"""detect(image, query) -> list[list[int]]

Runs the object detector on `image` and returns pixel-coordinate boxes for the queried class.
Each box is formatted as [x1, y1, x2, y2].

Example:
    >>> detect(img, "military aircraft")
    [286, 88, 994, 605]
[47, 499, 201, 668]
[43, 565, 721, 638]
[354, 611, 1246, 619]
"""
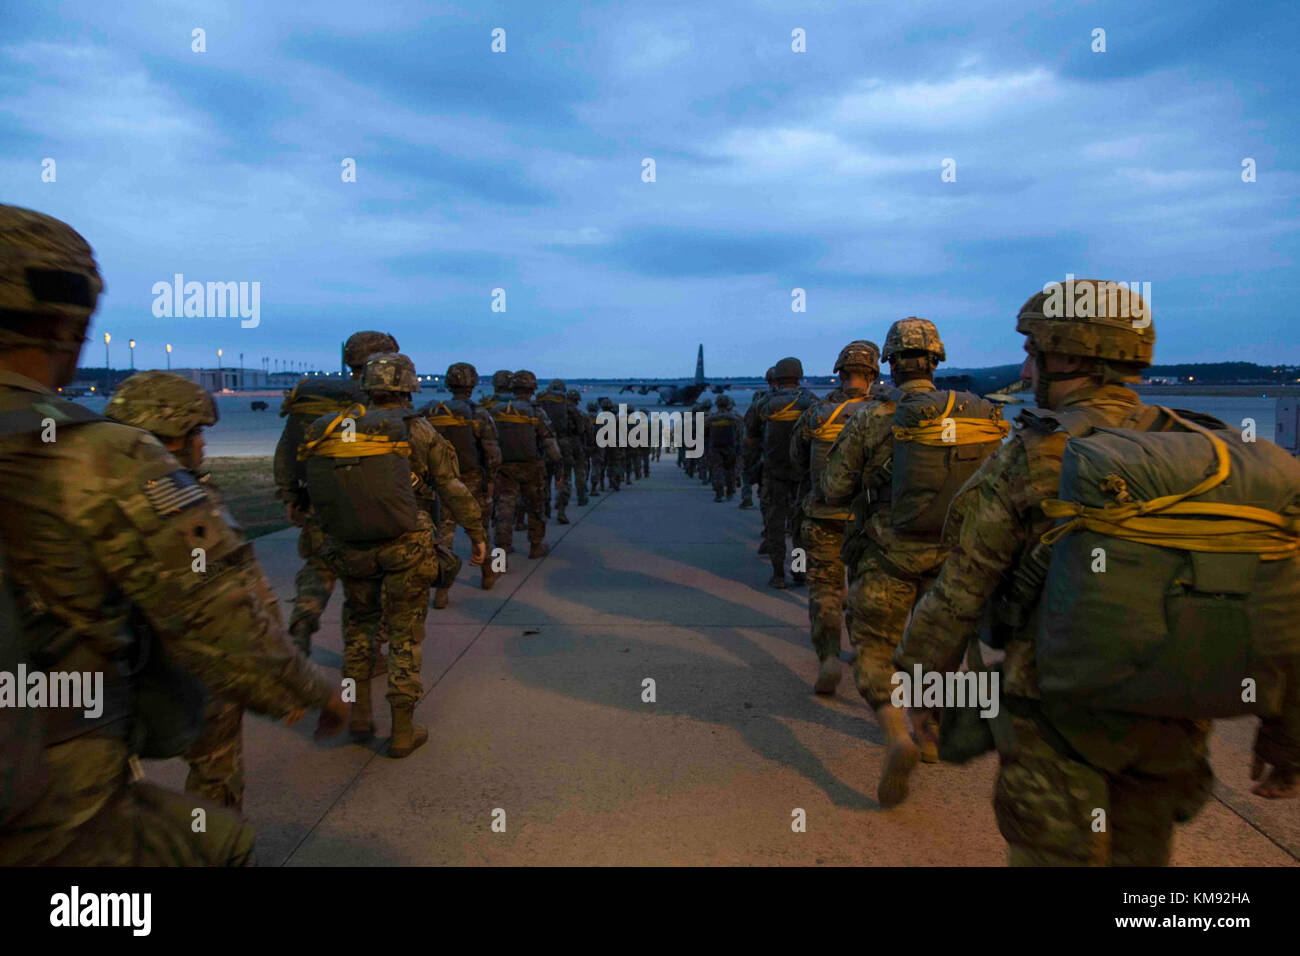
[618, 344, 730, 405]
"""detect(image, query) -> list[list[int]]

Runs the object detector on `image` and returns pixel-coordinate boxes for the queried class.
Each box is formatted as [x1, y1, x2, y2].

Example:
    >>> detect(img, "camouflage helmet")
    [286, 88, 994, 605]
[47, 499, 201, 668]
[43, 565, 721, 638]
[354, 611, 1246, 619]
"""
[361, 352, 419, 392]
[765, 367, 776, 386]
[773, 357, 803, 380]
[586, 400, 598, 413]
[567, 389, 581, 403]
[547, 378, 566, 393]
[834, 339, 880, 376]
[716, 393, 734, 410]
[699, 397, 713, 410]
[882, 318, 945, 364]
[343, 330, 400, 370]
[491, 369, 513, 392]
[1016, 279, 1154, 367]
[106, 371, 218, 439]
[0, 204, 103, 353]
[598, 396, 615, 411]
[445, 362, 478, 389]
[511, 369, 538, 392]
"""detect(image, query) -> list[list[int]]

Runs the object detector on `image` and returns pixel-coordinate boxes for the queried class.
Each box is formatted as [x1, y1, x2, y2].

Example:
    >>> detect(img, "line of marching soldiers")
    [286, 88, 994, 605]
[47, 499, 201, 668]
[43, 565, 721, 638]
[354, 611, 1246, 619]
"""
[733, 302, 1300, 866]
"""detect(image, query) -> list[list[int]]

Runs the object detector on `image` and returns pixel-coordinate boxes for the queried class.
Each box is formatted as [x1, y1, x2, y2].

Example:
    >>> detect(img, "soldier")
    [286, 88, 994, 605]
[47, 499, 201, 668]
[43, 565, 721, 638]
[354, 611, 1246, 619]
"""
[598, 396, 624, 491]
[894, 284, 1298, 863]
[822, 318, 1006, 806]
[741, 367, 776, 516]
[586, 400, 604, 494]
[636, 408, 653, 479]
[275, 329, 396, 668]
[567, 389, 592, 505]
[480, 369, 513, 410]
[489, 370, 563, 557]
[788, 341, 880, 695]
[703, 394, 744, 502]
[421, 362, 502, 599]
[747, 358, 817, 588]
[695, 399, 712, 485]
[0, 204, 345, 864]
[105, 372, 251, 809]
[535, 377, 582, 522]
[301, 353, 486, 757]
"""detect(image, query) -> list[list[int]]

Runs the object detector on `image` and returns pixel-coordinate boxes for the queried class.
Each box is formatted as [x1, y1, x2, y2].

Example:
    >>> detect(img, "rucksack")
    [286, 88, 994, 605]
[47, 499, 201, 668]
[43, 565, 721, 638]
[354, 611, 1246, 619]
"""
[300, 404, 420, 544]
[279, 378, 365, 488]
[890, 389, 1008, 534]
[1036, 408, 1300, 718]
[423, 399, 482, 473]
[762, 388, 815, 479]
[707, 412, 739, 450]
[492, 401, 543, 462]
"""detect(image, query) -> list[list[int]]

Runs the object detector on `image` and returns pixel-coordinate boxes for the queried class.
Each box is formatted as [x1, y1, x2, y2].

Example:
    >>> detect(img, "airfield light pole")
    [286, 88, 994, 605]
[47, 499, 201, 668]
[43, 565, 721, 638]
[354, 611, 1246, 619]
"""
[217, 348, 223, 390]
[129, 339, 135, 371]
[103, 332, 110, 381]
[166, 343, 171, 370]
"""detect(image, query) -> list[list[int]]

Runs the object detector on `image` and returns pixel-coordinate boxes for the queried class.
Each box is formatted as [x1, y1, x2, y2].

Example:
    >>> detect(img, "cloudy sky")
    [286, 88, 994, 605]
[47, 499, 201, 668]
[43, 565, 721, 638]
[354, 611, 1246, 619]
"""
[3, 0, 1297, 378]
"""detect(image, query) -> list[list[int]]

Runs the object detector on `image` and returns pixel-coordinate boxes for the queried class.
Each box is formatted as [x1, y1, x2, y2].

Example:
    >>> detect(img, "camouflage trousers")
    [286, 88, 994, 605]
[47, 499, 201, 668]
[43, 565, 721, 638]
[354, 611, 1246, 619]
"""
[637, 448, 650, 478]
[763, 476, 802, 572]
[589, 450, 605, 489]
[604, 450, 624, 490]
[330, 526, 438, 706]
[436, 469, 493, 552]
[800, 517, 847, 662]
[288, 515, 337, 650]
[995, 710, 1212, 866]
[0, 736, 254, 866]
[546, 440, 577, 512]
[573, 444, 589, 502]
[496, 460, 547, 545]
[185, 695, 244, 810]
[845, 550, 939, 709]
[709, 447, 739, 496]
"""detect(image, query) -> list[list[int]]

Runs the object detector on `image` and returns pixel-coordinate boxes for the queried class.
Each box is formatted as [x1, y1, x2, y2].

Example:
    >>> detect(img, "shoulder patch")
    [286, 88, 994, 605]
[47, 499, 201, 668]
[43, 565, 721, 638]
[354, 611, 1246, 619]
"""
[144, 469, 208, 517]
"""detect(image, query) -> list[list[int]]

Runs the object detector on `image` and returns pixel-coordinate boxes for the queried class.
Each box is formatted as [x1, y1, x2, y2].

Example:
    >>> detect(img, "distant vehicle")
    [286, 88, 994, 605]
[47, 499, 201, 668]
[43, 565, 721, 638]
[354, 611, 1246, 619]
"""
[250, 400, 269, 411]
[618, 344, 730, 406]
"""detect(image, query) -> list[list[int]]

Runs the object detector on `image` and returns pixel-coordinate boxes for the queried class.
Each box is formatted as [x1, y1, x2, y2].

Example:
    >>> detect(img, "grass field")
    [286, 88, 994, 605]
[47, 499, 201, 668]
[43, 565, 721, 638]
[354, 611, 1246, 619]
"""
[206, 456, 289, 539]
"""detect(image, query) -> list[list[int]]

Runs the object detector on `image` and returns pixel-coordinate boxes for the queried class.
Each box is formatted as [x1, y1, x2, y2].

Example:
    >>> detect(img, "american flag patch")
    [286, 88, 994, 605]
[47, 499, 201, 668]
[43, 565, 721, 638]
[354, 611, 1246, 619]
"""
[143, 470, 208, 517]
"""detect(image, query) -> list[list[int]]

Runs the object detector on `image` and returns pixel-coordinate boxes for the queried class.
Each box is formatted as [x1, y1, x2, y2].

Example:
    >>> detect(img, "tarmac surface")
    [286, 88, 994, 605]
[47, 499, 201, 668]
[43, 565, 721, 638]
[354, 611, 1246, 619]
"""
[147, 459, 1298, 866]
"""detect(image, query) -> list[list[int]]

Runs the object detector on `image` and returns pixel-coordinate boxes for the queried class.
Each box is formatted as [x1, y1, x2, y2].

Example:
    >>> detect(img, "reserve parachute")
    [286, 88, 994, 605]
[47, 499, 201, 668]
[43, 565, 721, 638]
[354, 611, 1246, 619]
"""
[890, 389, 1008, 534]
[279, 378, 365, 489]
[1036, 408, 1300, 718]
[299, 404, 420, 543]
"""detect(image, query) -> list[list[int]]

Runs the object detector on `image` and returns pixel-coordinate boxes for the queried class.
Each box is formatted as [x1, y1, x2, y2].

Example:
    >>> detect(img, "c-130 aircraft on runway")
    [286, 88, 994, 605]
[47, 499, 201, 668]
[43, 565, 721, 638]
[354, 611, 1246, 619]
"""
[618, 345, 731, 406]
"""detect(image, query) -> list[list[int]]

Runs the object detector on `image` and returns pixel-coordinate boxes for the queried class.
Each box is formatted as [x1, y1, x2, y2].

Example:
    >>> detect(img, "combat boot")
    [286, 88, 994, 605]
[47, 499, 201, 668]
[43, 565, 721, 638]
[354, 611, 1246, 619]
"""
[557, 508, 570, 524]
[713, 491, 724, 502]
[758, 539, 770, 556]
[876, 705, 920, 808]
[590, 488, 600, 497]
[813, 656, 842, 695]
[577, 495, 589, 506]
[768, 562, 786, 589]
[528, 542, 549, 559]
[480, 565, 498, 590]
[791, 571, 807, 587]
[388, 703, 428, 758]
[432, 587, 450, 609]
[349, 677, 374, 741]
[739, 496, 753, 509]
[914, 710, 940, 764]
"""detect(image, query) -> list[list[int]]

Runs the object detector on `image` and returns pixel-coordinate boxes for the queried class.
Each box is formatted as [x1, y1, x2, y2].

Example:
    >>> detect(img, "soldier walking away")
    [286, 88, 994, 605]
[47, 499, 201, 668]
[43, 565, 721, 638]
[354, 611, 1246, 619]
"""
[421, 362, 502, 601]
[536, 379, 580, 523]
[789, 340, 879, 696]
[0, 204, 346, 864]
[489, 370, 563, 558]
[598, 396, 624, 490]
[301, 353, 487, 757]
[567, 389, 592, 505]
[896, 282, 1298, 863]
[704, 394, 744, 501]
[747, 357, 817, 588]
[586, 399, 604, 494]
[822, 318, 1007, 807]
[275, 329, 397, 674]
[741, 367, 776, 522]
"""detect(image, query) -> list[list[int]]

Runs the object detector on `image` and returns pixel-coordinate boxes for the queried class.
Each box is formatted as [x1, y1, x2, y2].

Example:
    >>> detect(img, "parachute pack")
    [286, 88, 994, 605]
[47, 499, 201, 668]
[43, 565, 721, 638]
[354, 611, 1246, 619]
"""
[890, 389, 1009, 534]
[280, 378, 365, 487]
[762, 388, 814, 479]
[300, 405, 420, 544]
[1036, 408, 1300, 719]
[492, 401, 543, 462]
[423, 400, 482, 473]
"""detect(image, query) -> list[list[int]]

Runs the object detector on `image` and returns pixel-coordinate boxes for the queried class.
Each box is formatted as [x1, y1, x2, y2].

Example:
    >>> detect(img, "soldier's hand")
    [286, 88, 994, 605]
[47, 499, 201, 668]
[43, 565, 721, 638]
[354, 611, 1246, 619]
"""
[469, 540, 488, 566]
[314, 691, 348, 740]
[1250, 754, 1299, 799]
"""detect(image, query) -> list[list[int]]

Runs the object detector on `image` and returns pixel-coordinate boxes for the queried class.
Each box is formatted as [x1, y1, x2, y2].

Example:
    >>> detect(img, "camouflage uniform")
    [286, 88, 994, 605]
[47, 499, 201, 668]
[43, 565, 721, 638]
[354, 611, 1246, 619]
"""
[703, 396, 744, 500]
[0, 205, 335, 865]
[567, 391, 591, 504]
[790, 340, 880, 678]
[746, 359, 817, 584]
[598, 398, 624, 490]
[536, 380, 579, 520]
[895, 285, 1226, 864]
[585, 400, 603, 494]
[490, 372, 562, 552]
[273, 330, 397, 654]
[420, 367, 501, 553]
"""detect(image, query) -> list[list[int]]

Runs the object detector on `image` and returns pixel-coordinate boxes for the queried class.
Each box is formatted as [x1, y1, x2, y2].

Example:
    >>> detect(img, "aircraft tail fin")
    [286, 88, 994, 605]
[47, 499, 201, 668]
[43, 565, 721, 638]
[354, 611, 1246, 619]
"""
[694, 344, 704, 383]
